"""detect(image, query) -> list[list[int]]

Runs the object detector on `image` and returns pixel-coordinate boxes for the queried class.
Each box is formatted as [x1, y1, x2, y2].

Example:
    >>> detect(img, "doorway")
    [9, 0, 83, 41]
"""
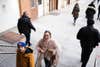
[49, 0, 58, 11]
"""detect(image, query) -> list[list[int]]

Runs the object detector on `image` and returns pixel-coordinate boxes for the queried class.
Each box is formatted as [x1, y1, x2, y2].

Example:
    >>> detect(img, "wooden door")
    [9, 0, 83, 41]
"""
[54, 0, 58, 10]
[49, 0, 58, 11]
[18, 0, 31, 15]
[18, 0, 38, 20]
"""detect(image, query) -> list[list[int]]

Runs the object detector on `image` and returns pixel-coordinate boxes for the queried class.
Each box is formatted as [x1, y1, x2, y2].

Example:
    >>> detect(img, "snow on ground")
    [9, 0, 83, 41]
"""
[1, 0, 100, 67]
[29, 0, 100, 67]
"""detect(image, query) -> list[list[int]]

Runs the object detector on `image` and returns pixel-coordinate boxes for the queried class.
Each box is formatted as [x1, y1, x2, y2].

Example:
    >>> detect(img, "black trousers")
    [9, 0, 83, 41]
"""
[97, 12, 100, 20]
[74, 17, 78, 23]
[97, 0, 100, 3]
[44, 58, 51, 67]
[81, 47, 93, 67]
[24, 33, 31, 46]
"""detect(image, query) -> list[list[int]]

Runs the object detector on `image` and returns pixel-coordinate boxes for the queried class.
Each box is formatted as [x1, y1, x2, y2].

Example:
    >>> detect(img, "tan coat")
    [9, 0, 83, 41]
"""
[36, 39, 59, 66]
[16, 48, 35, 67]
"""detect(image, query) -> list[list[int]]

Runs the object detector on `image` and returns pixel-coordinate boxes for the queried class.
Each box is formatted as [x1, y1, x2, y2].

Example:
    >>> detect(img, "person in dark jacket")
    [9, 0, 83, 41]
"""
[77, 19, 100, 67]
[17, 12, 36, 46]
[85, 2, 96, 20]
[72, 3, 80, 25]
[97, 5, 100, 20]
[97, 0, 100, 3]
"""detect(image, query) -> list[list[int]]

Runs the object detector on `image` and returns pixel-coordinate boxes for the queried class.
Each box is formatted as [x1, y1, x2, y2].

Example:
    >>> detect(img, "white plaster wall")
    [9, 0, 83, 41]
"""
[58, 0, 77, 10]
[58, 0, 67, 11]
[0, 0, 20, 33]
[63, 0, 67, 8]
[38, 0, 44, 17]
[58, 0, 62, 10]
[43, 0, 49, 15]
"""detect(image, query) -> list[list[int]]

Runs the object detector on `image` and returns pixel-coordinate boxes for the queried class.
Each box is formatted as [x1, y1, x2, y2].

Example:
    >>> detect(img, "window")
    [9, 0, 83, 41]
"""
[38, 0, 42, 5]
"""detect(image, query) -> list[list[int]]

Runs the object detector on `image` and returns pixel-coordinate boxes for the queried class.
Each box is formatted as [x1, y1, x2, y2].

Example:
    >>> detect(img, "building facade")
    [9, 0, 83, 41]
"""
[0, 0, 77, 33]
[0, 0, 19, 32]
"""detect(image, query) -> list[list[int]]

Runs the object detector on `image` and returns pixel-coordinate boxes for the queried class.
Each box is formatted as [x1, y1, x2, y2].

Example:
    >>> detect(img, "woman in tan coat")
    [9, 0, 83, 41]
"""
[16, 42, 35, 67]
[36, 30, 59, 67]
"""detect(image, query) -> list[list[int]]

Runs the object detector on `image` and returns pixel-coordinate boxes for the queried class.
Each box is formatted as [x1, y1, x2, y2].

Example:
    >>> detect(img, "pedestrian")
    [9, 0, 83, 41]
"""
[16, 42, 35, 67]
[36, 30, 59, 67]
[97, 5, 100, 20]
[77, 19, 100, 67]
[17, 11, 36, 46]
[97, 0, 100, 3]
[85, 2, 96, 20]
[72, 3, 80, 25]
[93, 0, 100, 4]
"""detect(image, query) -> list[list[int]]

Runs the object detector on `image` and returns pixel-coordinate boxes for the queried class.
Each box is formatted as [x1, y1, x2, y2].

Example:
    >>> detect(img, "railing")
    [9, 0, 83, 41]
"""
[0, 44, 16, 54]
[0, 53, 16, 54]
[0, 45, 16, 47]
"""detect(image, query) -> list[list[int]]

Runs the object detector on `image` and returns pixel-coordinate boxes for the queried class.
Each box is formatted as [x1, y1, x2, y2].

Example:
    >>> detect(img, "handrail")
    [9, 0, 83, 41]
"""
[0, 45, 16, 47]
[0, 45, 17, 54]
[0, 53, 16, 54]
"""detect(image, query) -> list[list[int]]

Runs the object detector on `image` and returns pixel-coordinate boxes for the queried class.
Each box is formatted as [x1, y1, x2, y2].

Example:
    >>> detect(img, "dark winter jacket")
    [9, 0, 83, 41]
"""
[17, 15, 36, 34]
[85, 6, 96, 20]
[77, 26, 100, 48]
[72, 3, 80, 18]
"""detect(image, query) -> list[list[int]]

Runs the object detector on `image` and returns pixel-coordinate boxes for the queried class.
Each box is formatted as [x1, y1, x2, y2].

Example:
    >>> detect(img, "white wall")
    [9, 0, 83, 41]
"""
[38, 0, 44, 17]
[43, 0, 49, 15]
[0, 0, 20, 33]
[58, 0, 62, 10]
